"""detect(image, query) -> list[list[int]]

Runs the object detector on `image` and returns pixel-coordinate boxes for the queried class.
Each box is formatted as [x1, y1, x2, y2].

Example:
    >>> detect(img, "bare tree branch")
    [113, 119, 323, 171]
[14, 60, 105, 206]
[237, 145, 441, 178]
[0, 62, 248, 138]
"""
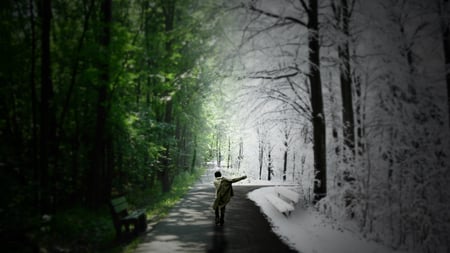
[247, 2, 308, 27]
[245, 71, 299, 80]
[298, 0, 310, 14]
[287, 77, 312, 113]
[239, 19, 298, 49]
[264, 86, 312, 119]
[240, 65, 302, 80]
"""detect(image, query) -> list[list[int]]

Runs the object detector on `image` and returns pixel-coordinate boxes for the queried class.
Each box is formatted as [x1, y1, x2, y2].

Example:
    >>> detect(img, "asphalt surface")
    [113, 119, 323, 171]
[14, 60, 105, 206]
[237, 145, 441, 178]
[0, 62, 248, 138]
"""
[134, 170, 298, 253]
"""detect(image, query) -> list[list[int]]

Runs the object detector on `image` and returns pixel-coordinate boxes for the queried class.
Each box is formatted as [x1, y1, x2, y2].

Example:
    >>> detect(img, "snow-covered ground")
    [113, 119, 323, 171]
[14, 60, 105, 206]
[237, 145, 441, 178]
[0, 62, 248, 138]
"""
[208, 165, 410, 253]
[247, 186, 408, 253]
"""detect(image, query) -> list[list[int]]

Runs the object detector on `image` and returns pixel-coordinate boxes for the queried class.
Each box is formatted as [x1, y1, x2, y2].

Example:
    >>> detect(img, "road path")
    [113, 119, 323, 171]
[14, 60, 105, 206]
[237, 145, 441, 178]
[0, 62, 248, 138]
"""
[134, 169, 297, 253]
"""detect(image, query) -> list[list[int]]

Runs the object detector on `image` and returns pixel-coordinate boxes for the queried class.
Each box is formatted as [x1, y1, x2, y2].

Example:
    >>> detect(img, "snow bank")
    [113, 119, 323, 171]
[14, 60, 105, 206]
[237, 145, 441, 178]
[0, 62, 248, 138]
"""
[248, 187, 408, 253]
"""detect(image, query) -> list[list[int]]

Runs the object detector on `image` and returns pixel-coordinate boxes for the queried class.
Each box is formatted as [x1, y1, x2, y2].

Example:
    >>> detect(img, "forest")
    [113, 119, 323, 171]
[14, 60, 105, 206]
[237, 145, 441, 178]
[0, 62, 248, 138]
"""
[1, 0, 449, 252]
[217, 0, 450, 252]
[1, 0, 221, 251]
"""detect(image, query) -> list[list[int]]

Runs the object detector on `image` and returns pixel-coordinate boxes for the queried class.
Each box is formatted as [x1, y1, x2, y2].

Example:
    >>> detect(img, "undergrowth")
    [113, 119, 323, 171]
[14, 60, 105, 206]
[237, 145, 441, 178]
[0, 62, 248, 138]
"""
[36, 167, 205, 253]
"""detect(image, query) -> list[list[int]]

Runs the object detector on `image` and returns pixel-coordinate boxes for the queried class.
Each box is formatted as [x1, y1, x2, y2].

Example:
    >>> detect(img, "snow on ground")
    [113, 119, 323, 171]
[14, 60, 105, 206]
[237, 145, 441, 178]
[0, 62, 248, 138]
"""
[208, 165, 407, 253]
[247, 186, 408, 253]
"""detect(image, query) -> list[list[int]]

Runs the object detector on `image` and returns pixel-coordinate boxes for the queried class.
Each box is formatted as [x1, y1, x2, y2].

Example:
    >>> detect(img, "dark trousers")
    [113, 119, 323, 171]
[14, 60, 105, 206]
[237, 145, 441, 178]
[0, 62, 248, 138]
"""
[215, 206, 226, 224]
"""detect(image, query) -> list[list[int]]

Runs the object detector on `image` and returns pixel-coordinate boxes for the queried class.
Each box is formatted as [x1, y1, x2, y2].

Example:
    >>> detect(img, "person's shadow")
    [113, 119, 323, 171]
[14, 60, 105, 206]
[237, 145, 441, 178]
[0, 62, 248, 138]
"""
[207, 225, 228, 253]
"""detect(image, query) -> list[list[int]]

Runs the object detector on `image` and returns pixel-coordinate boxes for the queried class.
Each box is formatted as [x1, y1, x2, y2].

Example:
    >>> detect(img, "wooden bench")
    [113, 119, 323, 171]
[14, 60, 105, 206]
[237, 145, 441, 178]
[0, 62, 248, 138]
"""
[110, 196, 147, 239]
[276, 187, 300, 206]
[265, 194, 294, 217]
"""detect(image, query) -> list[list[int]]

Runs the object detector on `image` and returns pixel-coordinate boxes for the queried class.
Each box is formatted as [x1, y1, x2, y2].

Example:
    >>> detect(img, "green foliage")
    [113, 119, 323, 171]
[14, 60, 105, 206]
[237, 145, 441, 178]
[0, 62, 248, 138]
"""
[0, 0, 223, 251]
[43, 207, 116, 252]
[2, 166, 205, 253]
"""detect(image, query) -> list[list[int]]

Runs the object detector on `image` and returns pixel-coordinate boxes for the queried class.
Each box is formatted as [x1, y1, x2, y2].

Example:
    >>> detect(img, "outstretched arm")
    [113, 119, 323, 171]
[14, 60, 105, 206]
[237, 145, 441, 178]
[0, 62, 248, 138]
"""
[230, 175, 247, 183]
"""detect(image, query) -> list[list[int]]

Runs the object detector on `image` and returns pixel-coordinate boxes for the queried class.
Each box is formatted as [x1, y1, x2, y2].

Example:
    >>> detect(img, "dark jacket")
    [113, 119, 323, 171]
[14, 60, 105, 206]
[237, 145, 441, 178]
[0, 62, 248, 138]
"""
[212, 175, 246, 209]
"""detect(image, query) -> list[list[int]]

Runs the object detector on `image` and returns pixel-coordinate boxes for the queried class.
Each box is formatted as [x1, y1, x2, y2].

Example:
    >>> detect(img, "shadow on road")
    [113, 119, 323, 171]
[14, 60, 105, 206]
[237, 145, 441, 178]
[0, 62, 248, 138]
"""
[135, 187, 215, 252]
[134, 170, 297, 253]
[208, 226, 228, 253]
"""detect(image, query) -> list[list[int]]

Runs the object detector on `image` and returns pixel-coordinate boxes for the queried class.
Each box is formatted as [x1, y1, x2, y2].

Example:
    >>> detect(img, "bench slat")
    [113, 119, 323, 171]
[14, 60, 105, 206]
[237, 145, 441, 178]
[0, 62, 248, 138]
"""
[110, 197, 147, 238]
[113, 201, 128, 213]
[111, 196, 129, 213]
[276, 188, 300, 205]
[111, 196, 127, 206]
[266, 195, 294, 216]
[126, 210, 145, 219]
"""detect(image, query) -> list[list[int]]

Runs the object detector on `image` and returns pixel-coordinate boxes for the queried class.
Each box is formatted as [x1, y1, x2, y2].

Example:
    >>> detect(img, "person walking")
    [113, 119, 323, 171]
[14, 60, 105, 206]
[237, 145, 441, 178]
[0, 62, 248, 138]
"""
[212, 171, 247, 226]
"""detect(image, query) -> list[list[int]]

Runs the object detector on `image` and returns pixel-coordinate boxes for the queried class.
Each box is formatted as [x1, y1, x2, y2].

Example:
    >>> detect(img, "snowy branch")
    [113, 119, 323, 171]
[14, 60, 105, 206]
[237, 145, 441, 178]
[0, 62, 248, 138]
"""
[247, 3, 308, 27]
[241, 66, 302, 80]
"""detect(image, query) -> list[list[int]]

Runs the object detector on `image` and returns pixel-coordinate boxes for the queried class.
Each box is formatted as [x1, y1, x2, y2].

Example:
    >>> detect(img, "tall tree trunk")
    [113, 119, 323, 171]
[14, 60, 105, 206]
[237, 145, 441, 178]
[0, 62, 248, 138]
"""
[308, 0, 327, 203]
[160, 99, 173, 193]
[267, 147, 273, 181]
[227, 137, 231, 168]
[355, 76, 365, 157]
[282, 130, 288, 182]
[88, 0, 112, 207]
[191, 135, 197, 172]
[40, 0, 56, 213]
[292, 153, 296, 181]
[158, 0, 176, 193]
[180, 125, 187, 168]
[174, 118, 181, 167]
[216, 132, 222, 167]
[29, 0, 39, 209]
[136, 81, 141, 105]
[335, 0, 355, 160]
[237, 138, 243, 170]
[329, 84, 341, 158]
[59, 0, 94, 132]
[282, 121, 289, 182]
[440, 0, 450, 129]
[283, 148, 288, 181]
[258, 136, 263, 180]
[71, 108, 81, 200]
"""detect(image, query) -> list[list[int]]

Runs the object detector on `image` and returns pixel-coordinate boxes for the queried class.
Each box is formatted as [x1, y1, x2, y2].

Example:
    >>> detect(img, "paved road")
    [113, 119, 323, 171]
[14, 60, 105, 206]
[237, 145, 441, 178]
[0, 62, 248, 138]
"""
[134, 170, 297, 253]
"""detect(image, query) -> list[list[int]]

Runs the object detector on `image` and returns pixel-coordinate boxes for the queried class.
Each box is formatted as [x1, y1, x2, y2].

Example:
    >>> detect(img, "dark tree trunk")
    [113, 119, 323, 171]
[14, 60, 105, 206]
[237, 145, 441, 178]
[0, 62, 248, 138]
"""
[354, 76, 365, 157]
[59, 0, 94, 132]
[336, 0, 355, 159]
[158, 0, 175, 193]
[87, 0, 112, 208]
[441, 0, 450, 129]
[40, 0, 56, 213]
[227, 137, 231, 169]
[29, 0, 39, 208]
[71, 110, 81, 200]
[292, 153, 296, 181]
[329, 85, 341, 157]
[216, 133, 222, 167]
[237, 138, 243, 170]
[175, 118, 181, 167]
[267, 151, 273, 181]
[308, 0, 327, 203]
[283, 131, 288, 182]
[283, 148, 288, 181]
[159, 99, 173, 193]
[258, 139, 263, 180]
[180, 125, 187, 168]
[191, 135, 197, 172]
[136, 81, 141, 105]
